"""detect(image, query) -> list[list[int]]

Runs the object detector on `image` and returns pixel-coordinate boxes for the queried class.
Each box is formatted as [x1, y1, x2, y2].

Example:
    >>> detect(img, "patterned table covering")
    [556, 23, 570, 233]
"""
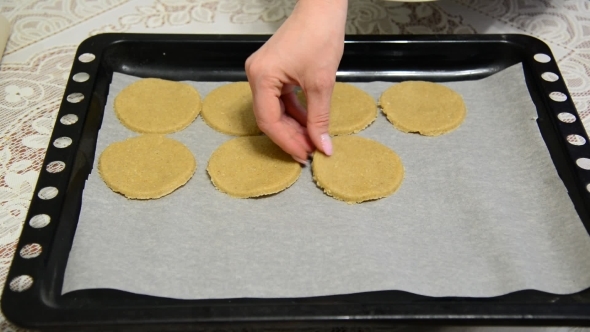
[0, 1, 589, 331]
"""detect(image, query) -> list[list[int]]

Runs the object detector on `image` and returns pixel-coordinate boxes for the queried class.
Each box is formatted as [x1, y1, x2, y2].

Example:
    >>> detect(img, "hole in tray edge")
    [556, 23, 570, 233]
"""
[72, 72, 90, 82]
[558, 112, 576, 123]
[53, 137, 72, 148]
[542, 72, 559, 82]
[534, 53, 551, 63]
[78, 53, 95, 63]
[38, 187, 58, 200]
[60, 114, 78, 125]
[20, 243, 42, 259]
[29, 214, 51, 228]
[67, 93, 84, 103]
[550, 92, 567, 102]
[576, 158, 590, 170]
[567, 134, 586, 146]
[46, 161, 66, 173]
[9, 275, 33, 292]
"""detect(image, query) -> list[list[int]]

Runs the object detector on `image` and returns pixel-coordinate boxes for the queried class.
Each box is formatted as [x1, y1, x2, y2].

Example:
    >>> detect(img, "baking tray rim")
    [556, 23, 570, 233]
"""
[4, 33, 590, 329]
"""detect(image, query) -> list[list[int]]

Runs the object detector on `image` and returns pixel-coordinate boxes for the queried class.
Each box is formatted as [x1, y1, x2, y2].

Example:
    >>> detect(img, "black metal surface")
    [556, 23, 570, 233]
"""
[4, 33, 590, 331]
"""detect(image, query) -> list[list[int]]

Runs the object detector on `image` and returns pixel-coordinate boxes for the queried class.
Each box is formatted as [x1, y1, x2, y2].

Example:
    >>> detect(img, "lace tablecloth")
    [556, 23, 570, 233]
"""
[0, 1, 589, 331]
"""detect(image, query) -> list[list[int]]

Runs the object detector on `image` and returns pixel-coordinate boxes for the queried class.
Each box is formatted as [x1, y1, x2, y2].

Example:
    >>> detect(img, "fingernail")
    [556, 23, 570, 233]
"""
[320, 133, 333, 156]
[292, 155, 307, 164]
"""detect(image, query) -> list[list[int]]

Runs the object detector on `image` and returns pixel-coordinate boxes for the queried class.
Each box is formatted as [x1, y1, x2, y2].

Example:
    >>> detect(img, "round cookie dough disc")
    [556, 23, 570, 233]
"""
[312, 136, 404, 204]
[114, 78, 201, 134]
[202, 82, 262, 136]
[297, 82, 378, 135]
[380, 81, 466, 136]
[99, 135, 196, 199]
[207, 136, 301, 198]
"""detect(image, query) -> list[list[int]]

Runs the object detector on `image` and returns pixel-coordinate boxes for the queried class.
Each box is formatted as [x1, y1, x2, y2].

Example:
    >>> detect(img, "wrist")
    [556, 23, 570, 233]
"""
[296, 0, 348, 14]
[294, 0, 348, 28]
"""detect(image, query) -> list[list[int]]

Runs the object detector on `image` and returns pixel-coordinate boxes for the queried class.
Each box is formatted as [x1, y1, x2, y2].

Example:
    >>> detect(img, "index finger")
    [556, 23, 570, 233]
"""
[250, 80, 313, 163]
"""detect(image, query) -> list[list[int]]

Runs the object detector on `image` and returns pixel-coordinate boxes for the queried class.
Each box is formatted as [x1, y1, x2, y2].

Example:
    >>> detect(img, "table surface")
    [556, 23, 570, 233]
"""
[1, 0, 589, 331]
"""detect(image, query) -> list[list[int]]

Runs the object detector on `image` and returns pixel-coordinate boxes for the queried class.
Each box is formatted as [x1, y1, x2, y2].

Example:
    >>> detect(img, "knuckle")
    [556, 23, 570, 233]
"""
[245, 56, 257, 78]
[308, 111, 330, 127]
[245, 62, 276, 89]
[255, 118, 272, 134]
[307, 72, 335, 92]
[245, 56, 253, 72]
[245, 53, 264, 78]
[254, 75, 279, 92]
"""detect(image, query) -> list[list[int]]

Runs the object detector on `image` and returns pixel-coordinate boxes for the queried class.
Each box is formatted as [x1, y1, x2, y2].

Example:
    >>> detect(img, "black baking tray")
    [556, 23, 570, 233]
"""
[4, 33, 590, 331]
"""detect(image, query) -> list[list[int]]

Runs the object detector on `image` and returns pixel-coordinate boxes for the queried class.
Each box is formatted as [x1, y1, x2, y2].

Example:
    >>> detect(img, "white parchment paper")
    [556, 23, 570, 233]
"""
[62, 64, 590, 299]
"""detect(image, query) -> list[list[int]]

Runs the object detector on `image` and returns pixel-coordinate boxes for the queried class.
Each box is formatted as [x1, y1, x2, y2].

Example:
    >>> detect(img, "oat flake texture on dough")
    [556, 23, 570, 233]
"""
[114, 78, 201, 134]
[312, 135, 405, 204]
[98, 135, 197, 199]
[207, 136, 302, 198]
[380, 81, 466, 136]
[201, 82, 262, 136]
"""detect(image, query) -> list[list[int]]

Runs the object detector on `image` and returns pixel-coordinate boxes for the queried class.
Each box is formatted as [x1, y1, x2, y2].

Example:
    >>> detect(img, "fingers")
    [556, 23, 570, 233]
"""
[277, 112, 314, 162]
[303, 76, 334, 156]
[248, 77, 313, 163]
[281, 88, 307, 127]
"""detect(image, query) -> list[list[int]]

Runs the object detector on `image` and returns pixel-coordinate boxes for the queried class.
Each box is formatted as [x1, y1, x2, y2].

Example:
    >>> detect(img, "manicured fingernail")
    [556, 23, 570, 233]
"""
[292, 155, 307, 164]
[320, 133, 332, 156]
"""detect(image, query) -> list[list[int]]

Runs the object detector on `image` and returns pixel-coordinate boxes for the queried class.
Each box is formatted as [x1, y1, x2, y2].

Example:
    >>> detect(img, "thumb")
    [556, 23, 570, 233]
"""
[304, 81, 334, 156]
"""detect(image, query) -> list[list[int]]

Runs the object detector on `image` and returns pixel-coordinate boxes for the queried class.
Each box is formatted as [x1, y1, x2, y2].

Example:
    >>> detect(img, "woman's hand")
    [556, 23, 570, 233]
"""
[245, 0, 348, 163]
